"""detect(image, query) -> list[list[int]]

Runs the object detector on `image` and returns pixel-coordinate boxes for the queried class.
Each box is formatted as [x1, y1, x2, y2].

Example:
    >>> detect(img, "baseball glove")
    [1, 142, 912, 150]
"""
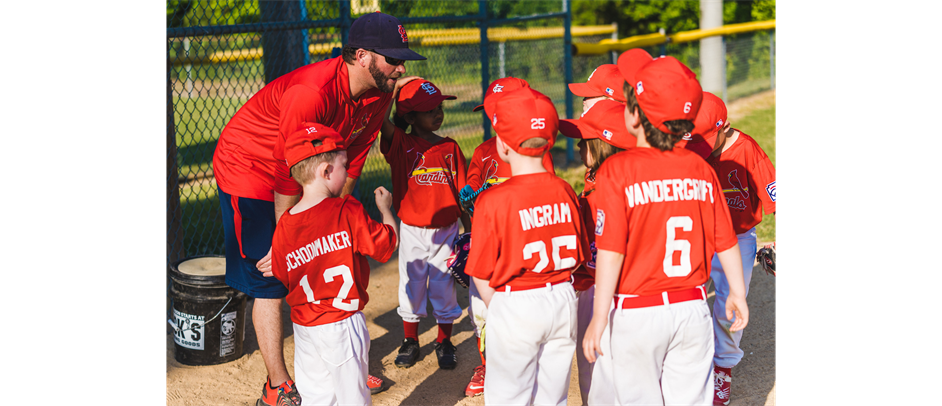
[459, 183, 491, 215]
[756, 245, 775, 276]
[446, 232, 472, 288]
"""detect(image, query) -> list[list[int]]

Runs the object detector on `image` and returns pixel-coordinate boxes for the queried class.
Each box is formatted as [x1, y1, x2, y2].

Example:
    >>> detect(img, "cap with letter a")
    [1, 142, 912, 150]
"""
[285, 123, 345, 171]
[483, 87, 558, 157]
[472, 77, 530, 112]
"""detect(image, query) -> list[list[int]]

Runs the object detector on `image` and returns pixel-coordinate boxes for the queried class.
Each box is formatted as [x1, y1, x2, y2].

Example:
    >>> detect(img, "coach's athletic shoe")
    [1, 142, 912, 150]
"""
[435, 338, 458, 370]
[713, 366, 732, 406]
[256, 377, 301, 406]
[464, 365, 485, 397]
[368, 374, 386, 395]
[395, 338, 421, 368]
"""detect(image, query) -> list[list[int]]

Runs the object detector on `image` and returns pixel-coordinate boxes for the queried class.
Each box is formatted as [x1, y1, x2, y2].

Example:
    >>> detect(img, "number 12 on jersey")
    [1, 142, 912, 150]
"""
[298, 265, 359, 311]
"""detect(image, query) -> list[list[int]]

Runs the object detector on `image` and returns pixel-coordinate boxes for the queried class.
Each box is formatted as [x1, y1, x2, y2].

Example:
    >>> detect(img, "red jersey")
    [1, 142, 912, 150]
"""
[381, 127, 466, 228]
[465, 137, 555, 192]
[465, 172, 589, 289]
[594, 148, 737, 297]
[213, 57, 393, 201]
[571, 170, 599, 290]
[706, 131, 776, 234]
[271, 196, 397, 326]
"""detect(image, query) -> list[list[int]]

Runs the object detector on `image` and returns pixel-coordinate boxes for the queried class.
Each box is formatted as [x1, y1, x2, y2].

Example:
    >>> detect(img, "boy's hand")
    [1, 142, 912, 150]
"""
[726, 293, 749, 332]
[582, 316, 607, 363]
[256, 248, 273, 277]
[375, 186, 393, 212]
[394, 76, 422, 96]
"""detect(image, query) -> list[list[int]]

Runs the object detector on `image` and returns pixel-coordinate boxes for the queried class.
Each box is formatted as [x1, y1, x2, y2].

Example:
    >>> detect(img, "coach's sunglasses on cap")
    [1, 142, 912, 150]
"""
[368, 50, 405, 66]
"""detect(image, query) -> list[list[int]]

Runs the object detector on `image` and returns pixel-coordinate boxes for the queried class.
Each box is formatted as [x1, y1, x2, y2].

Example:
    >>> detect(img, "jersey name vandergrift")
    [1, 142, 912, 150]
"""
[465, 172, 589, 289]
[271, 196, 397, 327]
[381, 127, 467, 228]
[594, 148, 738, 297]
[465, 137, 555, 192]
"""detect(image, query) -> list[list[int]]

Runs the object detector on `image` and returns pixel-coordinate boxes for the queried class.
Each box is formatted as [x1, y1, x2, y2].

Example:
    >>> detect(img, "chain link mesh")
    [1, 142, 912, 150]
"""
[167, 2, 774, 262]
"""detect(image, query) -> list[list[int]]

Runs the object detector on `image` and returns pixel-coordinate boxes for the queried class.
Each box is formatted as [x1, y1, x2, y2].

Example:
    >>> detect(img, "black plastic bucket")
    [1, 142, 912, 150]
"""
[169, 255, 248, 366]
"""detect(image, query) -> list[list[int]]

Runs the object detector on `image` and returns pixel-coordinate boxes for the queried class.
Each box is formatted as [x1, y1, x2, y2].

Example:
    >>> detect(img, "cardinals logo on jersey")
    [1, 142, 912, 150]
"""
[722, 169, 749, 211]
[409, 152, 454, 186]
[483, 158, 509, 185]
[348, 114, 371, 143]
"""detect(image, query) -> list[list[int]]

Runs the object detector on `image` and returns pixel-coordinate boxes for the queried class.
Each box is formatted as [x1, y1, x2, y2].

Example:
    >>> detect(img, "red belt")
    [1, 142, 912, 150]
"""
[502, 279, 569, 293]
[614, 286, 706, 309]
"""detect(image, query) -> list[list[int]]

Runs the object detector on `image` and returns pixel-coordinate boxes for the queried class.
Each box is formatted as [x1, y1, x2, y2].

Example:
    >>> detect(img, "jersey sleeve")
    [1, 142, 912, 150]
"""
[466, 145, 485, 192]
[750, 143, 776, 215]
[381, 127, 405, 163]
[710, 169, 739, 252]
[464, 195, 498, 281]
[593, 161, 629, 254]
[273, 84, 330, 196]
[345, 197, 398, 263]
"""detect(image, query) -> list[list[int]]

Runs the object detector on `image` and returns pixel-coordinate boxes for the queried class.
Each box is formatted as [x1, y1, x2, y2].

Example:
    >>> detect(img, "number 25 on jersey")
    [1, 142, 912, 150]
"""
[523, 235, 577, 273]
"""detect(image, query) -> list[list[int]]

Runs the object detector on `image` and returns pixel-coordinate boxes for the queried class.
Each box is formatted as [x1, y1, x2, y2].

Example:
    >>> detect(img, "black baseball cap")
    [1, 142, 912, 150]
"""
[347, 12, 426, 61]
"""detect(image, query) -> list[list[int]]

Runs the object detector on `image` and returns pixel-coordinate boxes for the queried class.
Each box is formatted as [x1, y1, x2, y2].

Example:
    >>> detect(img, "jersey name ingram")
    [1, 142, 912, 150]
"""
[285, 231, 352, 271]
[518, 202, 573, 231]
[624, 178, 714, 208]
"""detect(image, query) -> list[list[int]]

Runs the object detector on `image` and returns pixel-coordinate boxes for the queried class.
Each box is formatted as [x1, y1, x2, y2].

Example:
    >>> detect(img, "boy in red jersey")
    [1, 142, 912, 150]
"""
[557, 98, 636, 404]
[466, 87, 588, 406]
[460, 77, 555, 398]
[379, 78, 470, 371]
[691, 92, 776, 405]
[583, 55, 749, 406]
[270, 123, 399, 406]
[213, 13, 422, 400]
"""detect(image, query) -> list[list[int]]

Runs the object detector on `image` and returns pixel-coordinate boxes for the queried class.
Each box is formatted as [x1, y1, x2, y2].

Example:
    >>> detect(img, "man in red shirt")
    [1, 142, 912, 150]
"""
[212, 12, 424, 406]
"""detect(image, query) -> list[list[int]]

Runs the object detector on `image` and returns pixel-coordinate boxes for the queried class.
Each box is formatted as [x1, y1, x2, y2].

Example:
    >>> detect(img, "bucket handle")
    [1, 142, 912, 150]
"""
[167, 296, 234, 334]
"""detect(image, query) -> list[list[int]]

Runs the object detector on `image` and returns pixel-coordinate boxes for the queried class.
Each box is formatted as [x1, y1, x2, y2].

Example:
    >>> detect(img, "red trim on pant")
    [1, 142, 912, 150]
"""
[231, 195, 246, 259]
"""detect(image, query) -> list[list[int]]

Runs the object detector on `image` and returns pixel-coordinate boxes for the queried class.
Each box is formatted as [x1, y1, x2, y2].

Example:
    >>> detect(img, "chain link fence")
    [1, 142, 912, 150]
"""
[167, 1, 775, 264]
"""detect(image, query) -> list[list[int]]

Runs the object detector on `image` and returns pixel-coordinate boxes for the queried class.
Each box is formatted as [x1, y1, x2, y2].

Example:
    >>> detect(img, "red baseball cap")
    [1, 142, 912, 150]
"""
[285, 123, 345, 171]
[396, 79, 456, 115]
[618, 55, 703, 135]
[568, 64, 626, 102]
[676, 133, 714, 159]
[616, 48, 654, 85]
[472, 77, 530, 112]
[690, 91, 728, 148]
[559, 100, 637, 150]
[484, 87, 558, 157]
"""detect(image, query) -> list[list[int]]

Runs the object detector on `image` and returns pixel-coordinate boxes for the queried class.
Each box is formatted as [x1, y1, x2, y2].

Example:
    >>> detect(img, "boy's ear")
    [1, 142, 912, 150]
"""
[318, 161, 332, 179]
[403, 112, 416, 125]
[623, 104, 641, 135]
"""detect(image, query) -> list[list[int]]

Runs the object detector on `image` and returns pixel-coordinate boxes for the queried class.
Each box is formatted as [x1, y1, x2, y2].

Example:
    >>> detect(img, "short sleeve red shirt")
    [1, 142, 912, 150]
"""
[212, 57, 393, 201]
[465, 172, 589, 289]
[594, 148, 738, 296]
[381, 127, 466, 228]
[271, 196, 397, 326]
[465, 137, 554, 192]
[706, 131, 776, 234]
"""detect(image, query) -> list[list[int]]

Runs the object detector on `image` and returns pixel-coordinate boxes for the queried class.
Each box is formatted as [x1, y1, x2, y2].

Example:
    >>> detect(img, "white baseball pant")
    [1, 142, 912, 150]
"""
[468, 276, 487, 337]
[397, 221, 462, 324]
[292, 312, 371, 406]
[484, 281, 577, 406]
[709, 227, 757, 368]
[607, 297, 715, 405]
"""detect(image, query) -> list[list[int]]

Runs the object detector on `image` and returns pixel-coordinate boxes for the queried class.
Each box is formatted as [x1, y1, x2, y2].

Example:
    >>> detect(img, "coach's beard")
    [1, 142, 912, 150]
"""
[369, 59, 399, 93]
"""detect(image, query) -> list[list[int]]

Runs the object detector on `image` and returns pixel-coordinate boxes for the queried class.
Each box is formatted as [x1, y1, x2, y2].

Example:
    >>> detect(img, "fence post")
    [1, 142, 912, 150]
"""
[770, 29, 775, 90]
[479, 0, 491, 141]
[167, 42, 185, 265]
[300, 0, 310, 65]
[610, 22, 618, 64]
[260, 0, 306, 84]
[340, 0, 351, 45]
[699, 0, 724, 99]
[563, 0, 574, 163]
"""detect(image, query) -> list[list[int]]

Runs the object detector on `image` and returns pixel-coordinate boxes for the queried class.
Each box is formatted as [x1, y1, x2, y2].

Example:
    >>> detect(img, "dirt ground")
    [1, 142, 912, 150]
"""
[167, 91, 776, 406]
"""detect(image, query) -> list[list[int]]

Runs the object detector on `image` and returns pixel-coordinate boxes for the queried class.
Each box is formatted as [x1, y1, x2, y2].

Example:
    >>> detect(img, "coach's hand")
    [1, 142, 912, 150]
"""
[256, 248, 273, 277]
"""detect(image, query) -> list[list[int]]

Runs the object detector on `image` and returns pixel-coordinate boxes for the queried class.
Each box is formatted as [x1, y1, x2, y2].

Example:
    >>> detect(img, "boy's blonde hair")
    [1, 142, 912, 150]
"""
[290, 140, 340, 185]
[519, 137, 549, 150]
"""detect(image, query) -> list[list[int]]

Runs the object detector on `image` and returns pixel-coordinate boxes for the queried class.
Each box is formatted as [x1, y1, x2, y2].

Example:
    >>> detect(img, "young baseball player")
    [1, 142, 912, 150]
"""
[460, 76, 555, 398]
[379, 78, 470, 371]
[269, 123, 399, 406]
[691, 91, 776, 405]
[557, 98, 636, 404]
[582, 55, 750, 406]
[466, 87, 589, 406]
[568, 63, 627, 112]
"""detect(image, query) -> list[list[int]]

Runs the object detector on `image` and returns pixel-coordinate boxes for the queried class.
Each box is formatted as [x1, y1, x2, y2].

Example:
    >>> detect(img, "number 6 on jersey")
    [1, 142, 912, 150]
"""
[663, 216, 692, 277]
